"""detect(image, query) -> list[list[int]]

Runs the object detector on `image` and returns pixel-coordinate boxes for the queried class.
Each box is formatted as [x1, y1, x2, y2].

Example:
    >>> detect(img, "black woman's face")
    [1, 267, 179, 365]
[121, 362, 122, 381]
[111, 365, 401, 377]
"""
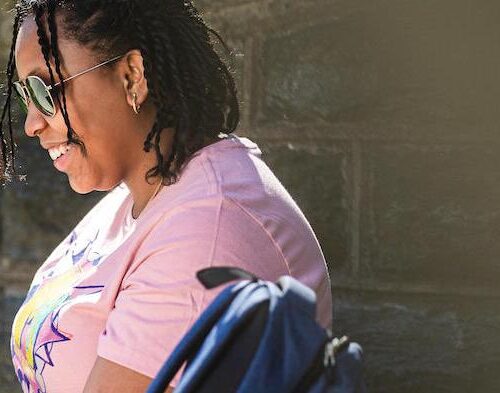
[14, 14, 149, 193]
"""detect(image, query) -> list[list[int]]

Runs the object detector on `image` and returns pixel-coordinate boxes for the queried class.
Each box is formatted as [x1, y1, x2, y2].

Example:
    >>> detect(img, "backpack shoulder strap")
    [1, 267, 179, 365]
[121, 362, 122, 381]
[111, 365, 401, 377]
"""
[277, 276, 317, 318]
[174, 281, 271, 392]
[146, 280, 250, 393]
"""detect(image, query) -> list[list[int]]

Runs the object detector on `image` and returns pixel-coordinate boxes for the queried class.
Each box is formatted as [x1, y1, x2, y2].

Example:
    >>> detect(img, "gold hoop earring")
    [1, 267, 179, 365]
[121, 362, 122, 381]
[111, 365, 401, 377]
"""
[132, 92, 141, 115]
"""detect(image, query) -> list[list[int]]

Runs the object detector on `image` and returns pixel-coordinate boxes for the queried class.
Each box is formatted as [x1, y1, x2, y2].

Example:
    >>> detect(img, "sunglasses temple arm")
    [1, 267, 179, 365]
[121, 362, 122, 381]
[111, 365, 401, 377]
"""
[50, 54, 125, 90]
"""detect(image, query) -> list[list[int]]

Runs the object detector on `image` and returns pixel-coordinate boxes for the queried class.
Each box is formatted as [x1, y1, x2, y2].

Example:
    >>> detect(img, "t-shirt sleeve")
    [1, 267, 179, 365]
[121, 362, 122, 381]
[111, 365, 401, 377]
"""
[96, 203, 223, 385]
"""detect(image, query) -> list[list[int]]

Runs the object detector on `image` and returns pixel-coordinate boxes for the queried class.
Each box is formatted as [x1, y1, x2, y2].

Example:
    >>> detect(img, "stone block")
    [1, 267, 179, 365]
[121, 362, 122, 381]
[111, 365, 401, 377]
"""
[261, 21, 367, 124]
[360, 142, 500, 292]
[334, 290, 500, 393]
[260, 140, 352, 274]
[260, 0, 500, 137]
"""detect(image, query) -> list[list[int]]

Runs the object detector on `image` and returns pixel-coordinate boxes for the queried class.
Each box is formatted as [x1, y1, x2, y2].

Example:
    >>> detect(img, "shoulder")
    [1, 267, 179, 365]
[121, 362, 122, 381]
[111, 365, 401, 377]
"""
[136, 133, 276, 241]
[123, 133, 317, 278]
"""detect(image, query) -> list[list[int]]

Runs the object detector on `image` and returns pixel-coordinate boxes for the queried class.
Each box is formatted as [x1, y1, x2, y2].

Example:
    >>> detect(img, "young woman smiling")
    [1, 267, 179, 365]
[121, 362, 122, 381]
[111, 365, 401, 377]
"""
[0, 1, 333, 392]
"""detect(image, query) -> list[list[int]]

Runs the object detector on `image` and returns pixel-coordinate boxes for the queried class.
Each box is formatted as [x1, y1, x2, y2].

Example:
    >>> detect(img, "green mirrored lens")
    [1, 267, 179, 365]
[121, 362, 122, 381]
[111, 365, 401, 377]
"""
[13, 82, 28, 114]
[26, 76, 56, 117]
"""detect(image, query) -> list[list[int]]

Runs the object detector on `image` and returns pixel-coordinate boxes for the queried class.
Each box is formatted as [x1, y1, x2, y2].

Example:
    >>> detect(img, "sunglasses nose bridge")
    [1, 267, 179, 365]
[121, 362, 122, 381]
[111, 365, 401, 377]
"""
[14, 81, 28, 102]
[21, 84, 31, 105]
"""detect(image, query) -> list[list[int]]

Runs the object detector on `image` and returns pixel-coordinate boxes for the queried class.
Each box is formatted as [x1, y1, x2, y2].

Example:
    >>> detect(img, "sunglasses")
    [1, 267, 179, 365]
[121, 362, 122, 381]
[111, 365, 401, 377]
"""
[13, 54, 124, 118]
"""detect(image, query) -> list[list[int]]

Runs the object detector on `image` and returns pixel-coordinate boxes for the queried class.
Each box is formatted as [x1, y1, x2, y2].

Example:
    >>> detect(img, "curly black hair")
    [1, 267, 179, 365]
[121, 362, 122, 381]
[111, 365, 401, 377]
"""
[0, 0, 240, 186]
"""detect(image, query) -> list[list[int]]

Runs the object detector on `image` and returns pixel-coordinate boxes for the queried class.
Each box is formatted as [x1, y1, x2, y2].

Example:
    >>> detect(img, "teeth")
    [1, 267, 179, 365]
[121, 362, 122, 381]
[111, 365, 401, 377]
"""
[48, 143, 70, 161]
[49, 149, 60, 160]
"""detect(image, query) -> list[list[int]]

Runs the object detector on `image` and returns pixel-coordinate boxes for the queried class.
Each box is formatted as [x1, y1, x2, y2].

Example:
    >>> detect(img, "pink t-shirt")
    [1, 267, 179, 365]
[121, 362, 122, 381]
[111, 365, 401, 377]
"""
[10, 134, 332, 393]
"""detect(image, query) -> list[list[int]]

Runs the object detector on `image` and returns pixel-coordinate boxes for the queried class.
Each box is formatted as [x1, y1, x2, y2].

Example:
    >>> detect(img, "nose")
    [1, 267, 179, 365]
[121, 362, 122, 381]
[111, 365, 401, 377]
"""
[24, 103, 48, 138]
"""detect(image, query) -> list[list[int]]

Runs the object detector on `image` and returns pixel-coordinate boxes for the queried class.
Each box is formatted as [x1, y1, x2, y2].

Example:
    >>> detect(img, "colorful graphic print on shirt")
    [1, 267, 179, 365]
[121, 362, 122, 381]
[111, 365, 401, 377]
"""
[11, 230, 106, 393]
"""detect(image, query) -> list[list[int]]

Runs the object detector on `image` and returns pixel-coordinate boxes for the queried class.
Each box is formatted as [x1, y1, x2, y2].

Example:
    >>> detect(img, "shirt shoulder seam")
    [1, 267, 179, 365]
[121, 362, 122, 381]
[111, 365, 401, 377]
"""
[223, 196, 291, 276]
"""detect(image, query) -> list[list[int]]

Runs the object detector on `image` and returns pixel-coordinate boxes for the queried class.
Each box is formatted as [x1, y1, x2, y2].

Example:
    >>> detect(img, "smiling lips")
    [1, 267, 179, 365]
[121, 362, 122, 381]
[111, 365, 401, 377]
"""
[48, 142, 71, 161]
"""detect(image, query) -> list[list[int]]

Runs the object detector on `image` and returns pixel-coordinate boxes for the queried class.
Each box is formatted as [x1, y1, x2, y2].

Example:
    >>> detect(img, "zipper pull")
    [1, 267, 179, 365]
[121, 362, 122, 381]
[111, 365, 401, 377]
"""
[333, 336, 350, 354]
[324, 336, 350, 383]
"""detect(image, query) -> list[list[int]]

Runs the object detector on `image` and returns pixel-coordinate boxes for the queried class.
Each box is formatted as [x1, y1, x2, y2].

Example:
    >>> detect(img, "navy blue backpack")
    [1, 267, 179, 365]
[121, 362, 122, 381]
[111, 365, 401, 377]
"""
[146, 267, 366, 393]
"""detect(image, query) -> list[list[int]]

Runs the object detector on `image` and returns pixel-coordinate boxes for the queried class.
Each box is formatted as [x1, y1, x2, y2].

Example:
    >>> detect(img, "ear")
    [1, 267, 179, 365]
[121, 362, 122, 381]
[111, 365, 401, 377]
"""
[120, 49, 149, 110]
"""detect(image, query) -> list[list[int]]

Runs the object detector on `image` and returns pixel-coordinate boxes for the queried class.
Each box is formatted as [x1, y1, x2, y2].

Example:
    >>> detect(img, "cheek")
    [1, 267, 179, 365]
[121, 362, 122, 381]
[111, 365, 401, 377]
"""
[66, 81, 130, 137]
[45, 109, 73, 139]
[55, 79, 138, 171]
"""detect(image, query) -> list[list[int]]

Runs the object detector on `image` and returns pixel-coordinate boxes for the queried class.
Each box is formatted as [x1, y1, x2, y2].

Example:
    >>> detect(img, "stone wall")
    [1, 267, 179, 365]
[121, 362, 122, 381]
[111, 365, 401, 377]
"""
[1, 1, 500, 392]
[200, 2, 500, 390]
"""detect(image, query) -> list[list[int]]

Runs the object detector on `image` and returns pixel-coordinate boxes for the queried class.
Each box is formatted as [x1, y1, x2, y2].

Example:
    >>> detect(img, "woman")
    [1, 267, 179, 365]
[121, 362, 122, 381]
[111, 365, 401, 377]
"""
[0, 1, 333, 392]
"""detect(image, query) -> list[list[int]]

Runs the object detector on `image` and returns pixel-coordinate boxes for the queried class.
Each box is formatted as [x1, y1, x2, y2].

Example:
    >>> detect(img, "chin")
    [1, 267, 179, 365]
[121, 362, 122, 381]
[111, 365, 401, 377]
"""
[68, 177, 122, 194]
[68, 180, 95, 195]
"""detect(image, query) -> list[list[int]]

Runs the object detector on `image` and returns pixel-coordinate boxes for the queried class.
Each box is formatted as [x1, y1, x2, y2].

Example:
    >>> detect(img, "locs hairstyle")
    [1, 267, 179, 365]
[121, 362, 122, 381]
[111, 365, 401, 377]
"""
[0, 0, 239, 185]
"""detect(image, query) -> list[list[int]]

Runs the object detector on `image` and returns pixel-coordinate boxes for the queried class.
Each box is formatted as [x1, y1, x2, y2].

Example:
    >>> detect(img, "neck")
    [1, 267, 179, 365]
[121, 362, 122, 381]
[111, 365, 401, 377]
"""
[130, 177, 163, 219]
[125, 126, 175, 220]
